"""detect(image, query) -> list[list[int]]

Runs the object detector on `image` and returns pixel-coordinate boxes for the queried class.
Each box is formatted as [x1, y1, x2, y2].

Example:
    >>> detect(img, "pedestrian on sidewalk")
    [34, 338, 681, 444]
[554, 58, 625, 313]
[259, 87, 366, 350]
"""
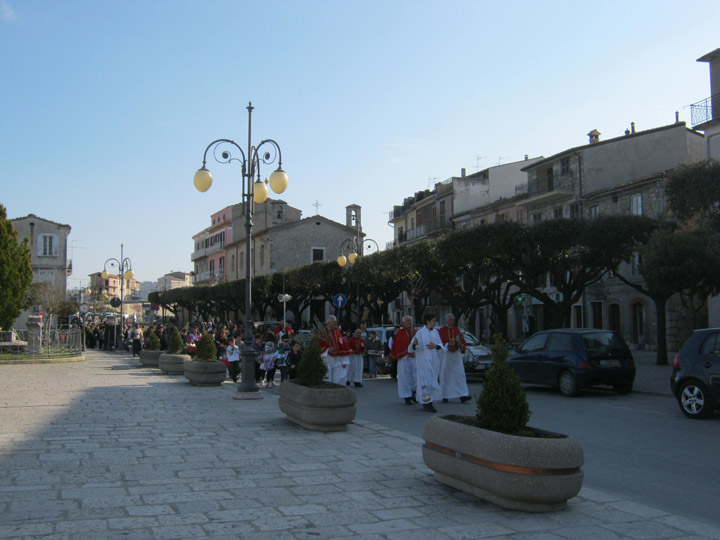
[438, 314, 472, 403]
[226, 337, 241, 383]
[262, 331, 277, 387]
[276, 335, 291, 382]
[410, 312, 444, 413]
[287, 340, 302, 380]
[131, 324, 143, 357]
[390, 315, 417, 405]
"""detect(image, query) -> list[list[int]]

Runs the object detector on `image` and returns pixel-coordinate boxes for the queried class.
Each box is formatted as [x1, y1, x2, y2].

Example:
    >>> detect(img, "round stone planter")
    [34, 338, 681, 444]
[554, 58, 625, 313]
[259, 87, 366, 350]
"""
[422, 415, 584, 512]
[184, 360, 227, 386]
[139, 350, 163, 367]
[278, 380, 356, 432]
[158, 353, 191, 375]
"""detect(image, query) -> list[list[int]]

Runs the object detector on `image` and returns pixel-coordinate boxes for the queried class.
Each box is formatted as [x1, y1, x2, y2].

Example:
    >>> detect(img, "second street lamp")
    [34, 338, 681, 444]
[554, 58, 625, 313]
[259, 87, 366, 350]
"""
[102, 243, 133, 351]
[193, 102, 288, 398]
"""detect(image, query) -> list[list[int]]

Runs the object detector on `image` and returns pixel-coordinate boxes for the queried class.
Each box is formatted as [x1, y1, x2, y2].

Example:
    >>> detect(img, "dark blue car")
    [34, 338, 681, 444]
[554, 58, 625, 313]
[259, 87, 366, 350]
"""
[508, 329, 635, 397]
[671, 328, 720, 419]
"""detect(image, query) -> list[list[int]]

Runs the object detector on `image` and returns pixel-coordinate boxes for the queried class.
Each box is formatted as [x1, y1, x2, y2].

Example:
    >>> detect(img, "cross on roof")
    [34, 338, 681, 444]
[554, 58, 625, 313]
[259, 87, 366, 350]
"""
[312, 200, 322, 214]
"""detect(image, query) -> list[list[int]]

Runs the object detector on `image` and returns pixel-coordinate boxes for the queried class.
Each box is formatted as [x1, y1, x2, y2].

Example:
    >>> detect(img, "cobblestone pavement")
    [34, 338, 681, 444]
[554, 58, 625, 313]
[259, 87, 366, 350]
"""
[1, 350, 718, 540]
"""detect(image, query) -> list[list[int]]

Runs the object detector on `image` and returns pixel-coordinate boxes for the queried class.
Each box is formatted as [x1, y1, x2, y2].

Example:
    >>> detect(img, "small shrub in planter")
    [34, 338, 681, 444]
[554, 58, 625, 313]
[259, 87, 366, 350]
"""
[476, 333, 531, 435]
[167, 326, 184, 354]
[145, 331, 161, 351]
[193, 332, 217, 361]
[296, 336, 328, 386]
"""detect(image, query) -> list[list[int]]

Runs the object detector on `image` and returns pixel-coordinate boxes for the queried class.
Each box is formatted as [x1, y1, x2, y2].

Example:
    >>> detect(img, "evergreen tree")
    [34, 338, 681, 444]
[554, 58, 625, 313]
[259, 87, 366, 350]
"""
[0, 205, 33, 329]
[194, 332, 217, 361]
[476, 334, 531, 434]
[296, 336, 328, 386]
[167, 326, 184, 354]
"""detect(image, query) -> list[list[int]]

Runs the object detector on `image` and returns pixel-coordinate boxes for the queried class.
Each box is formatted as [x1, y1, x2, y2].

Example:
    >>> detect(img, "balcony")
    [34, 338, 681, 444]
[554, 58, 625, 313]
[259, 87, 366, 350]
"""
[516, 173, 575, 208]
[192, 269, 225, 284]
[191, 241, 225, 261]
[690, 93, 720, 128]
[397, 216, 453, 244]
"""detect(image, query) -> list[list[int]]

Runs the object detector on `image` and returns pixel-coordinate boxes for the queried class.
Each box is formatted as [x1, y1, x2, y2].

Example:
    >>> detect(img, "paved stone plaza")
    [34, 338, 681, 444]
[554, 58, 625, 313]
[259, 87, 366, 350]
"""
[1, 350, 718, 540]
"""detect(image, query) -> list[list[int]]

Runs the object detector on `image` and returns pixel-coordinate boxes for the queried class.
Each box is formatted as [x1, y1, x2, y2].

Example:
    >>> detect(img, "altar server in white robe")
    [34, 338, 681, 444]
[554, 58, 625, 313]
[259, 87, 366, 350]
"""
[438, 314, 472, 403]
[409, 313, 444, 413]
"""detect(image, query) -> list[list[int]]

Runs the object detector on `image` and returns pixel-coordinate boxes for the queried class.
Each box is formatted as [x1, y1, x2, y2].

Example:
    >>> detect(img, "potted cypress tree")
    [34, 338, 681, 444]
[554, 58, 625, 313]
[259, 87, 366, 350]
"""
[422, 334, 584, 512]
[277, 334, 356, 432]
[184, 332, 226, 386]
[158, 326, 190, 375]
[139, 329, 163, 367]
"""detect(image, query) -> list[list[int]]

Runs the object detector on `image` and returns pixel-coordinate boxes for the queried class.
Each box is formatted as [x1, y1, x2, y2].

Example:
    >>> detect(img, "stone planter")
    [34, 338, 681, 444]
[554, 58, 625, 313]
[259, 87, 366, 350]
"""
[139, 350, 163, 367]
[422, 416, 584, 512]
[158, 353, 191, 375]
[184, 360, 227, 386]
[278, 380, 356, 432]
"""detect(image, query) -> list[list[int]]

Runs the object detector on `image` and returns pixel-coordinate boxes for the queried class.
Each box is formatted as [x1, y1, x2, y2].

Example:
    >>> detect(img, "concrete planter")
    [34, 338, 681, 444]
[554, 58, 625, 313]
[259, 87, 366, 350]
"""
[158, 353, 191, 375]
[184, 360, 227, 386]
[278, 380, 356, 432]
[139, 350, 163, 367]
[422, 416, 584, 512]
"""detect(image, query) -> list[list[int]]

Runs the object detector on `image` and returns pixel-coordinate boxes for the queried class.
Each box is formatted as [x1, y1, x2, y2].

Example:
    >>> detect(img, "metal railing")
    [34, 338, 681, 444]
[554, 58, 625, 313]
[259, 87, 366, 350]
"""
[0, 329, 83, 357]
[690, 93, 720, 127]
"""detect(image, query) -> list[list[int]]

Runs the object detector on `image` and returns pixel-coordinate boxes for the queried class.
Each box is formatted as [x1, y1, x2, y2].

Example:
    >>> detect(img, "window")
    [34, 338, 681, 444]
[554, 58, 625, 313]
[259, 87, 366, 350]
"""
[560, 158, 570, 175]
[631, 252, 642, 276]
[590, 205, 599, 218]
[240, 251, 245, 269]
[591, 301, 603, 329]
[547, 333, 573, 352]
[277, 205, 283, 219]
[700, 333, 720, 355]
[569, 203, 579, 218]
[260, 245, 265, 266]
[546, 167, 554, 190]
[553, 207, 563, 219]
[521, 333, 548, 352]
[312, 248, 324, 262]
[39, 234, 58, 256]
[631, 194, 643, 215]
[532, 212, 542, 223]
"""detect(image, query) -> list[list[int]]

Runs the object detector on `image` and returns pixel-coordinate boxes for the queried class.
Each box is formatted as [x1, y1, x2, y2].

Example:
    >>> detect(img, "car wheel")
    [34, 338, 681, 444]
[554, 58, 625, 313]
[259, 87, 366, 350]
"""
[613, 383, 633, 394]
[558, 370, 579, 397]
[678, 380, 714, 419]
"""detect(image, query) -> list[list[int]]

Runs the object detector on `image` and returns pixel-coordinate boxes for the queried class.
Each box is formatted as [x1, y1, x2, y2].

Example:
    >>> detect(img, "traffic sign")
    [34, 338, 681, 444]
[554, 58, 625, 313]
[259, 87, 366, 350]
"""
[333, 294, 347, 308]
[79, 303, 89, 314]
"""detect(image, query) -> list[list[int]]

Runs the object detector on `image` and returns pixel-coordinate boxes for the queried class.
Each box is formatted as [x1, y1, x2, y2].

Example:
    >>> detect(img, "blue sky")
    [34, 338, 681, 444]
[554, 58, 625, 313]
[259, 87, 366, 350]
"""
[2, 0, 719, 288]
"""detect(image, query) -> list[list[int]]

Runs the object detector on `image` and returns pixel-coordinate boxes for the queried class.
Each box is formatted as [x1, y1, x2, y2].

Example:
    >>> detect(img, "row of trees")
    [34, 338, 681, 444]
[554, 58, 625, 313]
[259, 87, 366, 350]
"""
[151, 162, 720, 366]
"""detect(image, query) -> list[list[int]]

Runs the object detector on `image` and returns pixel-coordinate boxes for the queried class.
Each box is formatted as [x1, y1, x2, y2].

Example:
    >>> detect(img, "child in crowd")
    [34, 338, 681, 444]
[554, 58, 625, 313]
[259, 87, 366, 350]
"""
[276, 335, 291, 382]
[226, 337, 240, 383]
[262, 331, 277, 387]
[286, 340, 302, 380]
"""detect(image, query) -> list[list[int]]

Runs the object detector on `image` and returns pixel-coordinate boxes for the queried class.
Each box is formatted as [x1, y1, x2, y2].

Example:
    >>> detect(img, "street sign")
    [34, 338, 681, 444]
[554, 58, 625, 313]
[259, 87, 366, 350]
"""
[79, 303, 89, 314]
[333, 294, 347, 308]
[110, 297, 121, 308]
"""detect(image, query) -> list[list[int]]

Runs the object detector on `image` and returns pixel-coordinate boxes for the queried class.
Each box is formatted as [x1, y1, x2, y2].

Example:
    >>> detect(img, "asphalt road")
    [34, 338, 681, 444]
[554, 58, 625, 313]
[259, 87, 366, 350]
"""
[353, 376, 720, 526]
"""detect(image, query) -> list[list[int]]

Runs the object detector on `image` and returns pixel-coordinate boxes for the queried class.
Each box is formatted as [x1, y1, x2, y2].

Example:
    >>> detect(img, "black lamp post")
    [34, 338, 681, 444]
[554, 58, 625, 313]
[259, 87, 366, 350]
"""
[102, 243, 133, 351]
[193, 102, 288, 398]
[337, 221, 379, 326]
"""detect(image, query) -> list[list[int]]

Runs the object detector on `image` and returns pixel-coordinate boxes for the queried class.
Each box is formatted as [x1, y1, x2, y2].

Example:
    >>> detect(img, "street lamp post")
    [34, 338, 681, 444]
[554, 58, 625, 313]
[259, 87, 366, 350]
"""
[193, 102, 289, 398]
[102, 244, 133, 352]
[337, 220, 379, 326]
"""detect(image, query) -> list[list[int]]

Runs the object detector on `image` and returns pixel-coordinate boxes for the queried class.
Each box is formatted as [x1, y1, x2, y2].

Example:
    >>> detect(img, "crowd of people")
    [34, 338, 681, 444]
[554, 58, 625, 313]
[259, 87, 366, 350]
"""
[320, 313, 471, 412]
[87, 314, 472, 407]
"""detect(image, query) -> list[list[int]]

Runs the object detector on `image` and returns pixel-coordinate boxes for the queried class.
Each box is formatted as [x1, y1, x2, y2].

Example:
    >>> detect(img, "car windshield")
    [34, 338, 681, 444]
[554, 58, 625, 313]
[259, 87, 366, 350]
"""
[580, 332, 628, 354]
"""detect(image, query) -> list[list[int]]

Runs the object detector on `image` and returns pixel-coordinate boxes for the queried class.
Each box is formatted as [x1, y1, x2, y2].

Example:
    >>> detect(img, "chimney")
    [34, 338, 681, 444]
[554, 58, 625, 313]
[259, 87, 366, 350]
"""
[587, 129, 601, 144]
[631, 122, 635, 134]
[461, 168, 466, 178]
[675, 111, 680, 123]
[625, 129, 631, 136]
[524, 154, 528, 160]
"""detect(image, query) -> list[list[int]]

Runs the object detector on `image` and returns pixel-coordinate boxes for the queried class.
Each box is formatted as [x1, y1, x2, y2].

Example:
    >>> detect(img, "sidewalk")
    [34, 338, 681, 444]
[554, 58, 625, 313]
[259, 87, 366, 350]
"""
[1, 350, 717, 540]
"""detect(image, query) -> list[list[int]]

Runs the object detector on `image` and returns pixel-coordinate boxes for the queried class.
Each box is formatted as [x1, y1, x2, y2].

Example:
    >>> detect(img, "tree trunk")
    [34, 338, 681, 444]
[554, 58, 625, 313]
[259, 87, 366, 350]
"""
[654, 296, 668, 366]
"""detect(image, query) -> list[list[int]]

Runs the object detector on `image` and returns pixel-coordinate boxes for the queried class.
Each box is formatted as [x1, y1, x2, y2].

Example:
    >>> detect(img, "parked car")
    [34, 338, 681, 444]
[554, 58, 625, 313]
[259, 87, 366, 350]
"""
[462, 332, 493, 380]
[507, 329, 635, 396]
[671, 328, 720, 419]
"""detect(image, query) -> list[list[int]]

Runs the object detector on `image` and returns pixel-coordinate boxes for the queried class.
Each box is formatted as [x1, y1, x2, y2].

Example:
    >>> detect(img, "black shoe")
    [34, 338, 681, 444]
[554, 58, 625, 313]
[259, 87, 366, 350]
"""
[404, 397, 412, 405]
[423, 403, 437, 413]
[460, 395, 472, 403]
[411, 393, 418, 403]
[346, 381, 350, 386]
[354, 383, 363, 388]
[442, 398, 448, 403]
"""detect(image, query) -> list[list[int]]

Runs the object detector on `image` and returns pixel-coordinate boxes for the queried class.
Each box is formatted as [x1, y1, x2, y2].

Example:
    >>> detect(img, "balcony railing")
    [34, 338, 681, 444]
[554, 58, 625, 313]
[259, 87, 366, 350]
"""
[515, 174, 575, 199]
[191, 241, 225, 261]
[690, 93, 720, 127]
[397, 216, 453, 244]
[192, 270, 225, 284]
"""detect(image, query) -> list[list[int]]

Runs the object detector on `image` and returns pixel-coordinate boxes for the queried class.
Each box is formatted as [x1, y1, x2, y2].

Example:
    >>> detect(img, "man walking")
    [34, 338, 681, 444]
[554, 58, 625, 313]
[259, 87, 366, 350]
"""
[319, 315, 351, 385]
[389, 315, 417, 405]
[438, 314, 471, 403]
[410, 313, 444, 412]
